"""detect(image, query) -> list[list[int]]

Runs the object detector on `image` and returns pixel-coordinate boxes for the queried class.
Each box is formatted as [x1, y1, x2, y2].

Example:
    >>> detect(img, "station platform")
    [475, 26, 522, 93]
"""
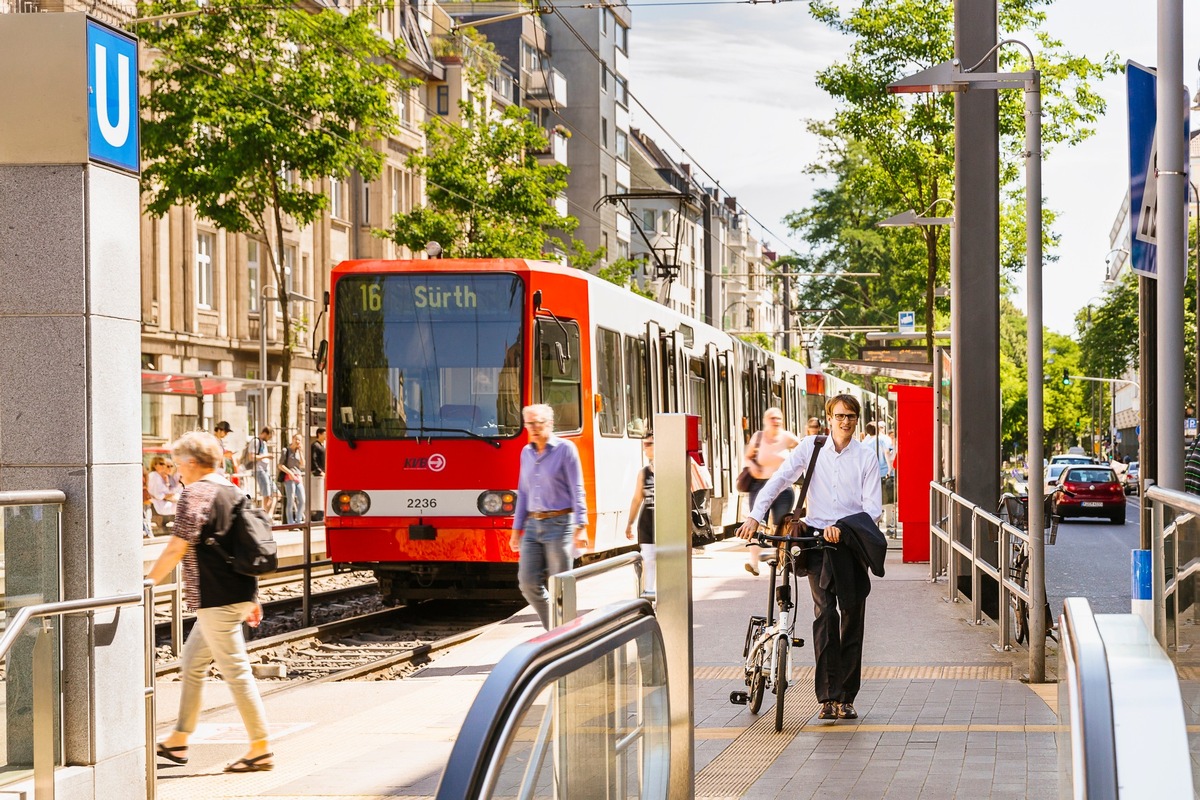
[152, 538, 1061, 800]
[143, 525, 326, 572]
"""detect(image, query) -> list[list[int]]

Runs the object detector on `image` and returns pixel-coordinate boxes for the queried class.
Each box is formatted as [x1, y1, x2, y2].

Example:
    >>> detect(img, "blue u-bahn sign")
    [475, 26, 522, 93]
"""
[86, 20, 139, 174]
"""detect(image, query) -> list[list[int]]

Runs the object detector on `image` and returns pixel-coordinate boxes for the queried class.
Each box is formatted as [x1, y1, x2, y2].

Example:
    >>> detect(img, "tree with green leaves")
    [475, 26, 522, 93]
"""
[384, 68, 576, 259]
[792, 0, 1116, 365]
[137, 0, 409, 436]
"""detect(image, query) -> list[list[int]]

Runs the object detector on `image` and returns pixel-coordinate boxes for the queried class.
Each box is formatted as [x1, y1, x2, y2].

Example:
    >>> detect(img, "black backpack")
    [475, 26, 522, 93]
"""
[204, 489, 278, 576]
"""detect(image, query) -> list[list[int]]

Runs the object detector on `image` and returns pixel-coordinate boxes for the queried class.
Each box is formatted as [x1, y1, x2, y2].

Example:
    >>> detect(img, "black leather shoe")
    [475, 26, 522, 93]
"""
[838, 702, 858, 720]
[817, 701, 838, 720]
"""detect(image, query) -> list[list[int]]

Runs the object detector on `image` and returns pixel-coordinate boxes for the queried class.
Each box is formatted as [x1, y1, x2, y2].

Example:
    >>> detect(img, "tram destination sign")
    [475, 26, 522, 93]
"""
[341, 274, 523, 319]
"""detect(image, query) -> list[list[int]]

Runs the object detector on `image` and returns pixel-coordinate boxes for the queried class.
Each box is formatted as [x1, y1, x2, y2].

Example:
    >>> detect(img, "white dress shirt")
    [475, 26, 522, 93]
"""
[749, 435, 882, 530]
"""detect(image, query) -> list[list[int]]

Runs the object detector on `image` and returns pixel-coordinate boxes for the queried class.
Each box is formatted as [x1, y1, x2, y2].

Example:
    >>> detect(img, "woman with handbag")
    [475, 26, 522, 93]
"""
[741, 407, 800, 576]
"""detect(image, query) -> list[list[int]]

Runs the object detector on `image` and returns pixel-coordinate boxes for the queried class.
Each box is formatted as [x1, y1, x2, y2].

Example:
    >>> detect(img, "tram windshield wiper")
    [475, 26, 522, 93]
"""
[412, 426, 502, 449]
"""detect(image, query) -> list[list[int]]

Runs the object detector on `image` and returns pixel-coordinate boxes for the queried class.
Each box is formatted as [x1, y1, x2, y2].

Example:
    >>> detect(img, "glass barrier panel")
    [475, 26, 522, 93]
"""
[0, 502, 64, 784]
[483, 628, 669, 800]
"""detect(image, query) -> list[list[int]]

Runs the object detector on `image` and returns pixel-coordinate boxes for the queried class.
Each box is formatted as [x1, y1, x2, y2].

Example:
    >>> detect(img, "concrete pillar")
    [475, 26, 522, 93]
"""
[0, 14, 146, 799]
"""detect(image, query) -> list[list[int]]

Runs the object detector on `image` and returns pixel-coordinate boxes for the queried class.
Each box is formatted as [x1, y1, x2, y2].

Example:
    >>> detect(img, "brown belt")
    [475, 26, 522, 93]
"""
[529, 509, 571, 520]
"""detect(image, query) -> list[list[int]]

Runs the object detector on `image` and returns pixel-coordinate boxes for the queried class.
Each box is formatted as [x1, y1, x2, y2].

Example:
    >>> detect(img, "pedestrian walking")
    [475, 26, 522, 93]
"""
[146, 431, 274, 773]
[280, 434, 306, 525]
[625, 436, 656, 589]
[737, 394, 885, 722]
[508, 404, 588, 629]
[743, 408, 801, 576]
[213, 421, 239, 481]
[246, 427, 279, 517]
[806, 417, 822, 437]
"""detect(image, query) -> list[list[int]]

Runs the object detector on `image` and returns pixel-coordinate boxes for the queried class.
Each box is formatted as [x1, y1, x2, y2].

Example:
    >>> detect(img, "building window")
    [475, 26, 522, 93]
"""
[602, 117, 609, 148]
[196, 231, 215, 309]
[361, 181, 370, 226]
[330, 176, 344, 219]
[615, 129, 628, 162]
[601, 8, 608, 35]
[642, 209, 656, 233]
[602, 174, 609, 197]
[617, 24, 628, 54]
[614, 75, 628, 107]
[280, 244, 296, 315]
[436, 85, 450, 115]
[389, 167, 400, 217]
[247, 239, 261, 312]
[601, 64, 608, 92]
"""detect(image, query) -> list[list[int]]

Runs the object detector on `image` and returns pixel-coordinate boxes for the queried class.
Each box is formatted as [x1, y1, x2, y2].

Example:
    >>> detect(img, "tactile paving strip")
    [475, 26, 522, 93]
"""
[694, 664, 1014, 681]
[693, 692, 821, 800]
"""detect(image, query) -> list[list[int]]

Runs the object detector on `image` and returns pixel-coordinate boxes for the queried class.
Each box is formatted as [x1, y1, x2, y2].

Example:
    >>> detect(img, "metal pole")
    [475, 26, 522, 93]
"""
[259, 288, 269, 434]
[302, 394, 313, 626]
[1140, 278, 1158, 549]
[1152, 496, 1167, 645]
[144, 580, 157, 800]
[1156, 0, 1185, 491]
[1025, 73, 1047, 682]
[33, 620, 55, 800]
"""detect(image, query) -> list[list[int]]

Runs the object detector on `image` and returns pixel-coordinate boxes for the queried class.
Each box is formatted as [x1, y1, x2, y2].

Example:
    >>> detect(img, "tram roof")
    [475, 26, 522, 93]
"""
[827, 359, 933, 383]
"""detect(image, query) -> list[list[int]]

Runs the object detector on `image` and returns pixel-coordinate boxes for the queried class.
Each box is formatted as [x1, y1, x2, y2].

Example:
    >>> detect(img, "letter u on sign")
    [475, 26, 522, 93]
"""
[86, 21, 140, 174]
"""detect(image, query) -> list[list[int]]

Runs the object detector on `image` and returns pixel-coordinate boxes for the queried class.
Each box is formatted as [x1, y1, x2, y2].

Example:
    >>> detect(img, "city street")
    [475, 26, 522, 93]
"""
[1045, 495, 1142, 615]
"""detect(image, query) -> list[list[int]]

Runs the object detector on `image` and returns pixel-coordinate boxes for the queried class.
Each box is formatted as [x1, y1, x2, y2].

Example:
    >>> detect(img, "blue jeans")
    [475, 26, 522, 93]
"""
[517, 516, 574, 629]
[284, 479, 306, 524]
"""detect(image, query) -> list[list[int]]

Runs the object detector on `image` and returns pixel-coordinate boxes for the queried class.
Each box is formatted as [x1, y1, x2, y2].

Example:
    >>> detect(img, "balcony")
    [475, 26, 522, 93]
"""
[533, 128, 569, 166]
[521, 67, 567, 109]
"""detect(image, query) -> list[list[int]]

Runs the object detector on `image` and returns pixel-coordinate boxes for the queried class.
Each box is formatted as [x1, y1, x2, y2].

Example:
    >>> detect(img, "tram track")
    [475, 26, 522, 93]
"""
[155, 600, 520, 684]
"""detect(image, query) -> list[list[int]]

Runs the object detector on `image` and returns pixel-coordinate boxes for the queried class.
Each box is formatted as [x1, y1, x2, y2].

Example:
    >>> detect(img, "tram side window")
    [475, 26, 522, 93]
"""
[741, 370, 752, 441]
[624, 335, 649, 437]
[686, 357, 709, 442]
[595, 327, 624, 436]
[535, 319, 582, 432]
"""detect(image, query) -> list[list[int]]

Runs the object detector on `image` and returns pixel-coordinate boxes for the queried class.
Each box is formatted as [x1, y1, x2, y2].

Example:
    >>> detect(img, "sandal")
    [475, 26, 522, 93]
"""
[224, 752, 275, 773]
[156, 743, 188, 765]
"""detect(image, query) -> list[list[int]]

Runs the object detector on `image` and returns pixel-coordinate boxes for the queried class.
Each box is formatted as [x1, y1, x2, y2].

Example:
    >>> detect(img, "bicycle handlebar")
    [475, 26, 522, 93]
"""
[750, 531, 831, 549]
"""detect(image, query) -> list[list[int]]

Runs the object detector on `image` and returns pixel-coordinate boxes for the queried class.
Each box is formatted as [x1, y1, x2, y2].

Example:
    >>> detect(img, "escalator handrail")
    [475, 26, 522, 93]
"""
[435, 598, 660, 800]
[1060, 597, 1118, 800]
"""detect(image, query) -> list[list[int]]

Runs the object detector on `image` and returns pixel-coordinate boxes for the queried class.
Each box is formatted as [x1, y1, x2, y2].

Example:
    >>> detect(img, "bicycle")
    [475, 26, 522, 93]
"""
[997, 493, 1058, 646]
[729, 527, 830, 732]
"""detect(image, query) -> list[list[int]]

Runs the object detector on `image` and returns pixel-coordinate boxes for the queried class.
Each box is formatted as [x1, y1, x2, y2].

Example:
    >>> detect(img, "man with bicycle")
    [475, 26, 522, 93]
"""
[737, 394, 883, 722]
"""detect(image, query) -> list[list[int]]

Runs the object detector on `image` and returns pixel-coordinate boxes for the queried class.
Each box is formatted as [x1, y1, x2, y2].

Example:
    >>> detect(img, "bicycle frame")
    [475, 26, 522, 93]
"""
[744, 544, 798, 696]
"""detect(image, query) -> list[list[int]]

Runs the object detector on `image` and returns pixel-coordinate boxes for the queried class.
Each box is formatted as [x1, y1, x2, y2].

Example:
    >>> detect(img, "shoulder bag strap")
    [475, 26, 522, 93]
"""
[748, 431, 762, 464]
[794, 435, 827, 513]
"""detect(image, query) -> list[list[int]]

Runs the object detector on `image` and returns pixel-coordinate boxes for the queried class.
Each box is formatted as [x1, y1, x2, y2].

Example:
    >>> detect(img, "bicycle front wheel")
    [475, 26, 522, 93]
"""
[773, 637, 789, 732]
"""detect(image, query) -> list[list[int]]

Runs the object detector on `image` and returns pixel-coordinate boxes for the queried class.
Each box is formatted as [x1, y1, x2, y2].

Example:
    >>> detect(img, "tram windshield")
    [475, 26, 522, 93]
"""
[332, 273, 524, 440]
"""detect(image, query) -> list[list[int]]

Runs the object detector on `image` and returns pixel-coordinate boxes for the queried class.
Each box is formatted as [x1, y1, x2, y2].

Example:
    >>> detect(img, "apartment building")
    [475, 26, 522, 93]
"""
[543, 0, 631, 263]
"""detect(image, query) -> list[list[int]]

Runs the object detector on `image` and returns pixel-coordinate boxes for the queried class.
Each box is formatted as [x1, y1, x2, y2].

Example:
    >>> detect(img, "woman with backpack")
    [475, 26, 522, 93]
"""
[145, 431, 274, 774]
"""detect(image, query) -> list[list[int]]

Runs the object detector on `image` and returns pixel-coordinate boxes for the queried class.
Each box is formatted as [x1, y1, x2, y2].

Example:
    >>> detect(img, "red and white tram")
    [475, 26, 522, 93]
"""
[323, 258, 888, 603]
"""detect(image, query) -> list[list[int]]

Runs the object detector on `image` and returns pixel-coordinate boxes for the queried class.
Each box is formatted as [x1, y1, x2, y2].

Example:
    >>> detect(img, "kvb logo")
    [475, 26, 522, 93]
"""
[86, 21, 139, 174]
[403, 454, 447, 471]
[427, 454, 447, 472]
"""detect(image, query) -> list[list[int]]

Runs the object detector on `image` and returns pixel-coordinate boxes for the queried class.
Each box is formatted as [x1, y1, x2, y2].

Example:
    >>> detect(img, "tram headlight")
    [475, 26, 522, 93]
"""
[478, 490, 516, 516]
[332, 490, 371, 516]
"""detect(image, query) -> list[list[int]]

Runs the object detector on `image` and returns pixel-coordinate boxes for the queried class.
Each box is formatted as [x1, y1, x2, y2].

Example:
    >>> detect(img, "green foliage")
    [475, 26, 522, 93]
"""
[384, 75, 575, 258]
[137, 0, 409, 434]
[738, 333, 775, 351]
[597, 257, 657, 300]
[791, 0, 1116, 366]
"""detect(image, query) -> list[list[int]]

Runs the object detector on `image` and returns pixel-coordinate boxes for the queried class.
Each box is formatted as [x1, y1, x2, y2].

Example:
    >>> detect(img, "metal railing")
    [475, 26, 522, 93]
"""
[1143, 481, 1200, 649]
[929, 483, 1033, 660]
[0, 583, 156, 800]
[549, 551, 645, 629]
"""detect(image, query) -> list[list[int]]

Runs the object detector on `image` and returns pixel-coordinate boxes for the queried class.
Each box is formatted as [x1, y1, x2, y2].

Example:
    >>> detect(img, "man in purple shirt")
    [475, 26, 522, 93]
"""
[508, 404, 589, 629]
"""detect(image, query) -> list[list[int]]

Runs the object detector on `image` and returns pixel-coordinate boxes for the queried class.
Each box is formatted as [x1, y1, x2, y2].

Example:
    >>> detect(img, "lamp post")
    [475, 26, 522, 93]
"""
[890, 40, 1046, 681]
[877, 199, 955, 365]
[258, 286, 317, 434]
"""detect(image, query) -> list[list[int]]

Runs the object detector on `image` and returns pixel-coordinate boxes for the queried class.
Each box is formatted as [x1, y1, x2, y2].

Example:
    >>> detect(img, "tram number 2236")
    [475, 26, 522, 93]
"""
[361, 284, 382, 311]
[407, 497, 437, 509]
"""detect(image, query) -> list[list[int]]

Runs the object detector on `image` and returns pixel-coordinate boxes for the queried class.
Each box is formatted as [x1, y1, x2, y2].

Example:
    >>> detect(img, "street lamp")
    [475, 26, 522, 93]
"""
[258, 286, 317, 432]
[877, 199, 955, 364]
[889, 39, 1046, 680]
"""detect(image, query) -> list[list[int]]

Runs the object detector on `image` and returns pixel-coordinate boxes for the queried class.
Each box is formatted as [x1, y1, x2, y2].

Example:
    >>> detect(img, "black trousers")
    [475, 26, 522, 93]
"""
[808, 571, 868, 704]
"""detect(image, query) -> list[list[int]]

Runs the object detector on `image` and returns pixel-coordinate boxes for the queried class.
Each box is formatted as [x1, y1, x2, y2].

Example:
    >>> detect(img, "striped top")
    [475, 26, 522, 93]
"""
[1185, 438, 1200, 496]
[171, 477, 223, 611]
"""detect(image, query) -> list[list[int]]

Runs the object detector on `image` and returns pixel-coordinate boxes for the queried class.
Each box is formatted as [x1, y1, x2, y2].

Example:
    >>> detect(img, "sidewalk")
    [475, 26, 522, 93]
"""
[152, 537, 1060, 800]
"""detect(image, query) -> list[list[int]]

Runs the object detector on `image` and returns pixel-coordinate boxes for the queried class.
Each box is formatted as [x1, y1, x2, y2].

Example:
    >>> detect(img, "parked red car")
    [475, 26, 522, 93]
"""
[1051, 466, 1126, 524]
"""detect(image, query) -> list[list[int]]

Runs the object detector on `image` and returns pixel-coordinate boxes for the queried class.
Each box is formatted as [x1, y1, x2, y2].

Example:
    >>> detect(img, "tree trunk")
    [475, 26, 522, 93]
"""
[272, 198, 292, 439]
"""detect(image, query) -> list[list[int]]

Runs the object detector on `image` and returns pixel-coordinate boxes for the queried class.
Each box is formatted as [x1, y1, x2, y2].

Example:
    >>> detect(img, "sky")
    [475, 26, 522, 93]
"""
[625, 0, 1200, 336]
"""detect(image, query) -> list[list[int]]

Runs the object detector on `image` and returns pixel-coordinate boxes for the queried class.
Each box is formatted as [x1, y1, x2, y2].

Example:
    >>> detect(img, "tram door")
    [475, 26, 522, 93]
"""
[646, 321, 662, 414]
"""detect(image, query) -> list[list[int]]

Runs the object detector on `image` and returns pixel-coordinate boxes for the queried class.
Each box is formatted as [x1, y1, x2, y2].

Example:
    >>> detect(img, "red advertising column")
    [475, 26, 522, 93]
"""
[889, 384, 933, 562]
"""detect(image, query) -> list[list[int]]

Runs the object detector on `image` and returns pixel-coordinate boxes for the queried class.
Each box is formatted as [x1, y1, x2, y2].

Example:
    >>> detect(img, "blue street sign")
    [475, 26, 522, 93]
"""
[1126, 60, 1189, 280]
[86, 20, 139, 174]
[1128, 61, 1158, 278]
[1187, 417, 1197, 432]
[898, 311, 915, 334]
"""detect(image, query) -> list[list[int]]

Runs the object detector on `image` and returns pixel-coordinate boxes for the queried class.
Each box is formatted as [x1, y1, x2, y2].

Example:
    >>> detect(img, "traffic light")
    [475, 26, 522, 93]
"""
[1062, 369, 1071, 386]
